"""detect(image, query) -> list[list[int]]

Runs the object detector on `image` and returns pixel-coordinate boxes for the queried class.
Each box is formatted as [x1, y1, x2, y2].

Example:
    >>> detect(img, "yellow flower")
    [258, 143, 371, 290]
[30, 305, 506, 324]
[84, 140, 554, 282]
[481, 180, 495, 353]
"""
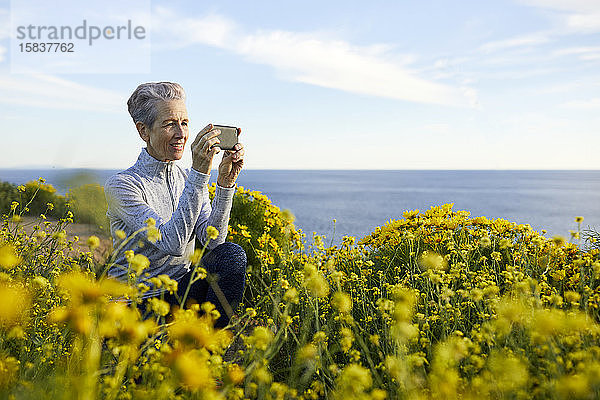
[100, 303, 155, 346]
[206, 226, 219, 240]
[147, 226, 161, 243]
[31, 276, 50, 290]
[86, 235, 100, 251]
[575, 216, 584, 223]
[486, 351, 529, 393]
[479, 236, 492, 248]
[280, 209, 295, 224]
[115, 230, 126, 240]
[57, 271, 132, 305]
[369, 334, 380, 346]
[557, 374, 590, 399]
[297, 343, 317, 363]
[418, 251, 447, 271]
[0, 245, 21, 270]
[334, 364, 372, 396]
[253, 366, 272, 384]
[552, 236, 566, 247]
[189, 249, 204, 266]
[270, 383, 289, 400]
[129, 253, 150, 275]
[302, 264, 330, 298]
[7, 326, 24, 339]
[0, 283, 31, 329]
[52, 231, 66, 245]
[47, 307, 69, 324]
[148, 277, 162, 288]
[313, 331, 327, 343]
[490, 251, 502, 262]
[148, 298, 170, 316]
[331, 292, 352, 314]
[174, 351, 214, 391]
[0, 355, 20, 388]
[145, 217, 156, 227]
[340, 327, 354, 352]
[245, 326, 273, 351]
[158, 274, 178, 294]
[283, 287, 299, 304]
[371, 389, 387, 400]
[169, 312, 228, 350]
[228, 364, 245, 385]
[498, 238, 512, 249]
[403, 209, 420, 219]
[194, 267, 207, 280]
[564, 291, 581, 304]
[201, 302, 221, 321]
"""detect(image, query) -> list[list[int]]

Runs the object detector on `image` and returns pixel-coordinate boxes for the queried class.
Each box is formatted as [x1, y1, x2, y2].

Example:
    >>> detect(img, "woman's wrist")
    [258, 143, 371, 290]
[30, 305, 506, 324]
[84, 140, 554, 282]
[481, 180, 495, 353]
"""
[192, 161, 211, 174]
[217, 176, 235, 188]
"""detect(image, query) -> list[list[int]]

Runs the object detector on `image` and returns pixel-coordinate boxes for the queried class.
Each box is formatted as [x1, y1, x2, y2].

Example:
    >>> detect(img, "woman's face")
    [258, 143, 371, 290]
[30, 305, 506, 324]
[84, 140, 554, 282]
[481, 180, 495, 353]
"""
[141, 100, 189, 162]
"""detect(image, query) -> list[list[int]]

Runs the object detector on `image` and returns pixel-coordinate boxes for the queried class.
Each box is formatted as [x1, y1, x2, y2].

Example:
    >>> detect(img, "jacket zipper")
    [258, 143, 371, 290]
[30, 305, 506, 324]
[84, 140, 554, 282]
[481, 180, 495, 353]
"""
[166, 163, 175, 213]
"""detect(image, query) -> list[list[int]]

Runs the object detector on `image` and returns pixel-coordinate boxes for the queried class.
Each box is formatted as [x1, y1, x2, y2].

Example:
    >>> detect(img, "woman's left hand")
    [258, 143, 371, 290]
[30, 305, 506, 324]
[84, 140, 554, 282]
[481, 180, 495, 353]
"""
[217, 141, 245, 188]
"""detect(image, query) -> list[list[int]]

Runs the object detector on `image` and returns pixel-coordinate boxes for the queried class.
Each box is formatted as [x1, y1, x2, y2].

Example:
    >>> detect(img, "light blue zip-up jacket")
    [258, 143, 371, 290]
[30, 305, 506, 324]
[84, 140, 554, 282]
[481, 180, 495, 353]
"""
[104, 148, 235, 285]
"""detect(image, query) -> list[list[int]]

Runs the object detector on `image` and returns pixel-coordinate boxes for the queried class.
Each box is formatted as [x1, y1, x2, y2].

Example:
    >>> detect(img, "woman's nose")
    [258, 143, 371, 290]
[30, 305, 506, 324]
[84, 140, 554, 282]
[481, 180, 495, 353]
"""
[173, 123, 186, 137]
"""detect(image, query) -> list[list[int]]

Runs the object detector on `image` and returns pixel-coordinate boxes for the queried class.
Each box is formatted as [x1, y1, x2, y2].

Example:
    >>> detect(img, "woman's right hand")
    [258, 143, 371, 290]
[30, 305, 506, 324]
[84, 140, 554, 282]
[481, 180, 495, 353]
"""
[191, 124, 221, 174]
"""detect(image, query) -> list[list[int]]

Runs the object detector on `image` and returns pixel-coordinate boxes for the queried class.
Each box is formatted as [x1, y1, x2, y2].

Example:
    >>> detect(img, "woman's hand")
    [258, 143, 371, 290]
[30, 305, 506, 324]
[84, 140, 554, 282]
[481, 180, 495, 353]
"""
[217, 139, 245, 188]
[190, 124, 222, 174]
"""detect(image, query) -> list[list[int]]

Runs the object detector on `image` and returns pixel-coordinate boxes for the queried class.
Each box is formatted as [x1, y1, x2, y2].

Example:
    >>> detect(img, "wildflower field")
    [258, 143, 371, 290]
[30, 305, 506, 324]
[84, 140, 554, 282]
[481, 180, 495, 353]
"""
[1, 178, 599, 399]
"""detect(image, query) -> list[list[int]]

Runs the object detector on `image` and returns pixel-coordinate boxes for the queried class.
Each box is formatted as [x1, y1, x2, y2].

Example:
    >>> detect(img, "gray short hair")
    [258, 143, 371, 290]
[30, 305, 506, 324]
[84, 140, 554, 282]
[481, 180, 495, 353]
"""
[127, 82, 186, 128]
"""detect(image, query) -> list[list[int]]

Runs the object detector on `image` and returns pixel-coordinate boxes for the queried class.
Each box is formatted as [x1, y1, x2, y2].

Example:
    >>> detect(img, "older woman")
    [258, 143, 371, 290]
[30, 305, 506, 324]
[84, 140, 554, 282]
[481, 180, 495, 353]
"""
[104, 81, 246, 327]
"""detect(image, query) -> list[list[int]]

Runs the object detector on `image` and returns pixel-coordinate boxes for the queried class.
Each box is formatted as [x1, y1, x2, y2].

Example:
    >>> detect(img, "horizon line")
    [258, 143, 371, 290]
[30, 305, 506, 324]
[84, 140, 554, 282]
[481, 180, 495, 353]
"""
[1, 166, 600, 172]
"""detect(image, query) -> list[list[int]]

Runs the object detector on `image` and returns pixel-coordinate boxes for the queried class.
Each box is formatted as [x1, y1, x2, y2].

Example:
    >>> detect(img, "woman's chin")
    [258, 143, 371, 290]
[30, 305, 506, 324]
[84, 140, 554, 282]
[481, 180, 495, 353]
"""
[168, 151, 184, 161]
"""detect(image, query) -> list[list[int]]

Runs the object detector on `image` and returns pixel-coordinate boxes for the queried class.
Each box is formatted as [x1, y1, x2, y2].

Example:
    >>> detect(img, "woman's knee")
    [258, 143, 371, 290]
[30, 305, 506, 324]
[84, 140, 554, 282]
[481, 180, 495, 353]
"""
[204, 242, 247, 275]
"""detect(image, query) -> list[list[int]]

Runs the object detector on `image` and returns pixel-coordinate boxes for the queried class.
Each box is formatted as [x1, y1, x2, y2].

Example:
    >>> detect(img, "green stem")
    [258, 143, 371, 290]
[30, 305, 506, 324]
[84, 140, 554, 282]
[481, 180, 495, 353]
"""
[179, 239, 209, 307]
[105, 347, 130, 400]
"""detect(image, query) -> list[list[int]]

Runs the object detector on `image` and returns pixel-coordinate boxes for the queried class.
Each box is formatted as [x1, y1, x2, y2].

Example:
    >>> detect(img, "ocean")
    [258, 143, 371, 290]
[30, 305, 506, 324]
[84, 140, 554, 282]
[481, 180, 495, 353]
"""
[1, 169, 599, 242]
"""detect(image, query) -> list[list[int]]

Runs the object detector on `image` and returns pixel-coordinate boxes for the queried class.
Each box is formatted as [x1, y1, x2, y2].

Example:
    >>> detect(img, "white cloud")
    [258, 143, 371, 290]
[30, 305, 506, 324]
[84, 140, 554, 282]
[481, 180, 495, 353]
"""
[235, 30, 475, 107]
[0, 8, 8, 40]
[553, 46, 600, 55]
[565, 13, 600, 32]
[519, 0, 600, 13]
[152, 8, 476, 108]
[479, 32, 551, 53]
[519, 0, 600, 33]
[537, 80, 590, 93]
[422, 123, 450, 134]
[153, 7, 237, 49]
[476, 0, 600, 63]
[0, 9, 8, 65]
[560, 98, 600, 109]
[0, 73, 125, 112]
[552, 46, 600, 61]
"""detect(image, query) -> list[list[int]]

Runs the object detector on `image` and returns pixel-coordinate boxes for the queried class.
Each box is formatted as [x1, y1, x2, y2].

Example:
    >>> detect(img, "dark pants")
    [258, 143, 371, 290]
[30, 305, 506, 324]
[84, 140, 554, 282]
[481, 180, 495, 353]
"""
[162, 242, 247, 328]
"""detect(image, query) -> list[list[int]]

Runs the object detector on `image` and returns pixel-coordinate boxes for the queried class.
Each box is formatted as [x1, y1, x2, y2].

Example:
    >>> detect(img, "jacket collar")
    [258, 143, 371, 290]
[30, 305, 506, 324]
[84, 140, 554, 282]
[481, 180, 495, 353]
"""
[136, 148, 175, 175]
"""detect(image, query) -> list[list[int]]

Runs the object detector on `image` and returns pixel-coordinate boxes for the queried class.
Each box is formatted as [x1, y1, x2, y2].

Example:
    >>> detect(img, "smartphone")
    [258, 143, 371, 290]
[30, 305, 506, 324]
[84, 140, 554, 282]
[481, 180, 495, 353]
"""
[213, 124, 239, 151]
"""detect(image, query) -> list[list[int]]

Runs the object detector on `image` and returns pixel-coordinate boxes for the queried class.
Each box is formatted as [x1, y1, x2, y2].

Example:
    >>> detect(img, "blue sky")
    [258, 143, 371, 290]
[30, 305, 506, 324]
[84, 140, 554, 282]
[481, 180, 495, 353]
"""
[0, 0, 599, 169]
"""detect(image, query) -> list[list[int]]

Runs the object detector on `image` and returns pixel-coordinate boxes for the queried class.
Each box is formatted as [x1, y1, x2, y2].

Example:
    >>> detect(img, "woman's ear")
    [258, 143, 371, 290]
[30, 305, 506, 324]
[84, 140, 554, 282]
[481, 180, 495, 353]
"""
[136, 121, 149, 142]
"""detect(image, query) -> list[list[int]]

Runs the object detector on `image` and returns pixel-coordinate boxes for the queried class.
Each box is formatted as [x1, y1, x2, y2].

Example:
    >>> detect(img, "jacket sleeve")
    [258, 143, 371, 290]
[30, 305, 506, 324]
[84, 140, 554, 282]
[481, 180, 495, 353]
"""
[105, 169, 210, 257]
[195, 184, 236, 249]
